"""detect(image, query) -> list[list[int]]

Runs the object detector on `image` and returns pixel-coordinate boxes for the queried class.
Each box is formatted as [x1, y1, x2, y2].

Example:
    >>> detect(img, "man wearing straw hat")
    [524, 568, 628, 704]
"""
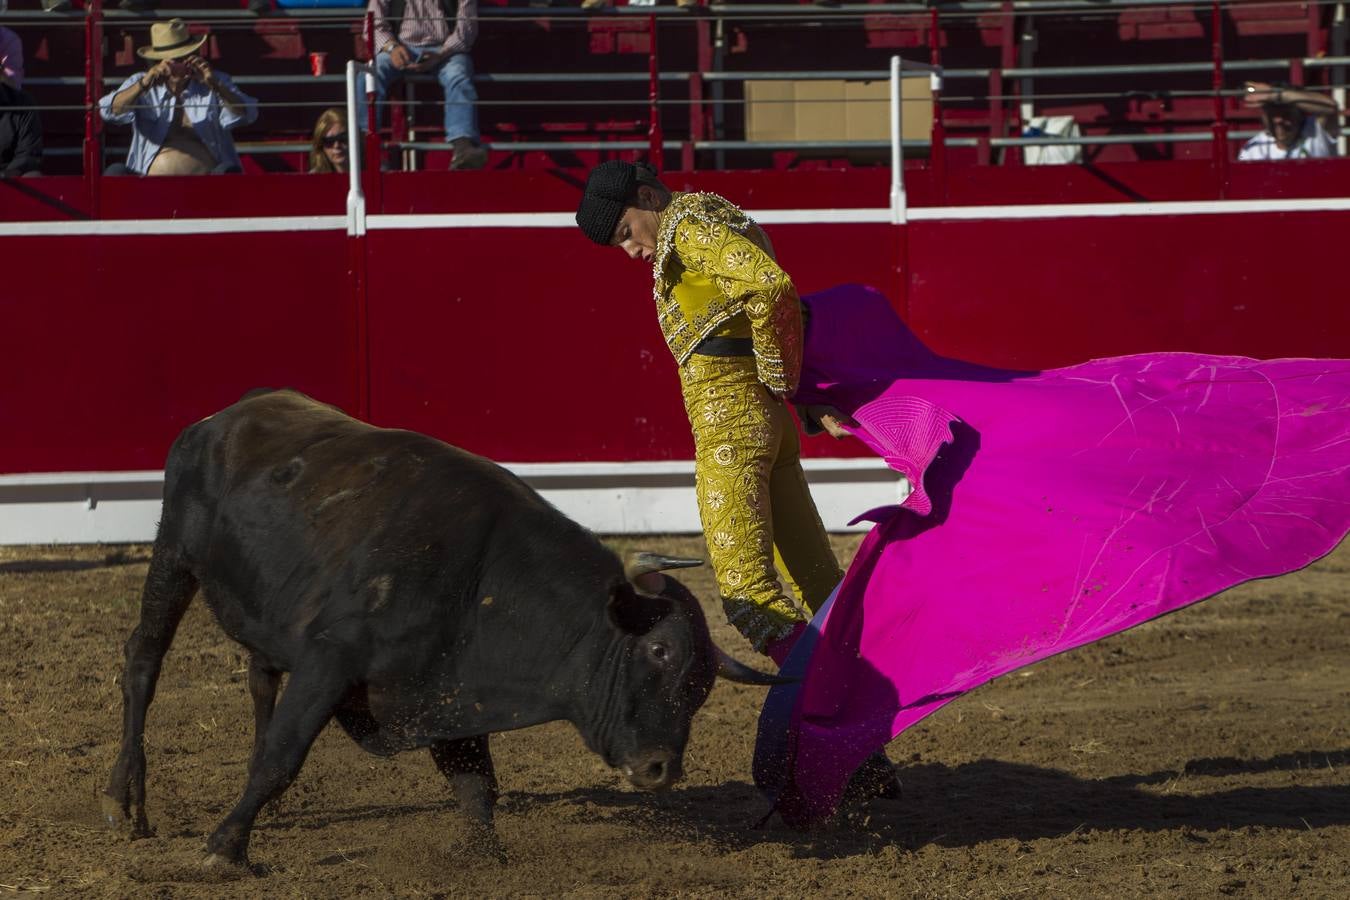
[99, 18, 257, 176]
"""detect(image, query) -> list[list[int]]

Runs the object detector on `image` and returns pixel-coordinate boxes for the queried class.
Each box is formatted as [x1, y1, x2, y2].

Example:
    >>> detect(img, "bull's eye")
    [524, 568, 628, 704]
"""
[648, 642, 669, 663]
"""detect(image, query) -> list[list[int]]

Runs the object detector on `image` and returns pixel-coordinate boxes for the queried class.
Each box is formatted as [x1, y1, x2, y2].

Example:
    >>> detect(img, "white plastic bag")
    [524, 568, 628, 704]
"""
[1023, 115, 1083, 165]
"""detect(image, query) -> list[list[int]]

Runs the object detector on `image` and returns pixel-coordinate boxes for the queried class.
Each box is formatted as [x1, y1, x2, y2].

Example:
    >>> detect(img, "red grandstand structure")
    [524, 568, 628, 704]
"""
[2, 1, 1350, 542]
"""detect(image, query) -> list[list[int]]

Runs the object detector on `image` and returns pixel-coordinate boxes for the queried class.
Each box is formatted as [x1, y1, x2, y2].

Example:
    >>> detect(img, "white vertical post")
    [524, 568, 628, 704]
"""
[346, 60, 370, 237]
[889, 55, 907, 225]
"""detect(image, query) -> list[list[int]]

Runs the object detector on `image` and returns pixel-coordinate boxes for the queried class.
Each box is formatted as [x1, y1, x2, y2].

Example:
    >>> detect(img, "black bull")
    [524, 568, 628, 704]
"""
[102, 389, 785, 866]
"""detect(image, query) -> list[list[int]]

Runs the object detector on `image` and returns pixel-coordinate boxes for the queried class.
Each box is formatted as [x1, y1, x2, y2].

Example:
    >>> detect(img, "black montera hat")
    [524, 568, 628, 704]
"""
[575, 161, 642, 245]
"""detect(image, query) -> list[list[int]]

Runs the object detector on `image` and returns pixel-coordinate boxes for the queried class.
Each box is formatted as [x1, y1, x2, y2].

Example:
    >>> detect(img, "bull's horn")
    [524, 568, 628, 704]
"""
[715, 645, 796, 686]
[624, 551, 704, 581]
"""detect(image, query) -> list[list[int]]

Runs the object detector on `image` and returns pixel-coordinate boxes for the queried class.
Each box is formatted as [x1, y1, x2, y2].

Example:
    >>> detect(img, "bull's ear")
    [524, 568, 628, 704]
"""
[608, 584, 673, 636]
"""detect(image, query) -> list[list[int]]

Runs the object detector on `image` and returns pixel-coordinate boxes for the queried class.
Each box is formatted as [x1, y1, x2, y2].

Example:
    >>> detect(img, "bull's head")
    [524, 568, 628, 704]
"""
[601, 551, 791, 793]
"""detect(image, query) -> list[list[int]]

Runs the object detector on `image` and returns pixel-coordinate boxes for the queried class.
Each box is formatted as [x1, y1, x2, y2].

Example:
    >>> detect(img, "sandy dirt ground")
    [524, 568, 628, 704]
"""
[0, 536, 1347, 898]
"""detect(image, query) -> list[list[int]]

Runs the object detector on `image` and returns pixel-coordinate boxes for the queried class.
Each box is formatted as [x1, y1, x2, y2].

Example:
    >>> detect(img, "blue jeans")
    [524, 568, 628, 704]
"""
[364, 47, 479, 144]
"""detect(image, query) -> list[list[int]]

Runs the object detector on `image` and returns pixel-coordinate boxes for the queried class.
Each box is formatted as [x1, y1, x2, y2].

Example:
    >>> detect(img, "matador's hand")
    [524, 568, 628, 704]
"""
[801, 404, 857, 439]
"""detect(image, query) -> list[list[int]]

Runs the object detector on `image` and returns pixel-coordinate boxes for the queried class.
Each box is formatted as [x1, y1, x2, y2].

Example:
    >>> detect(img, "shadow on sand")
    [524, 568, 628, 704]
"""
[499, 747, 1350, 859]
[0, 551, 150, 574]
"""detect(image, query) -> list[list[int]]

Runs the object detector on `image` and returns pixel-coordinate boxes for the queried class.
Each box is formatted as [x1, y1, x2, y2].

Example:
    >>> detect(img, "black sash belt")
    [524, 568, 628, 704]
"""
[692, 336, 754, 357]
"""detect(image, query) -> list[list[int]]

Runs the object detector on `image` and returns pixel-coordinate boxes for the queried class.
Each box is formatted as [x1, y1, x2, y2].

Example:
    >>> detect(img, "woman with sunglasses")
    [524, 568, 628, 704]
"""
[308, 108, 348, 174]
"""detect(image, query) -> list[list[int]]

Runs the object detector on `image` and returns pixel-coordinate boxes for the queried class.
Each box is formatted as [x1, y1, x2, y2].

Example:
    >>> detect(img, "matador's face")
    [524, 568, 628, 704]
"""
[611, 205, 660, 264]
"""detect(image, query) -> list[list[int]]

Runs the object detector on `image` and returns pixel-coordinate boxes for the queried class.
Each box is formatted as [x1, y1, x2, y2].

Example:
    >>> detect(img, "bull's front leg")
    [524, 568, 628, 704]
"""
[103, 545, 198, 838]
[203, 660, 345, 868]
[430, 736, 504, 861]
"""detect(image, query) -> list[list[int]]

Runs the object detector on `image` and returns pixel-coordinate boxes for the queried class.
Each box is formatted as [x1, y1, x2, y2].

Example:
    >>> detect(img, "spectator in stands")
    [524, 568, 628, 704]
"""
[309, 107, 348, 174]
[582, 0, 699, 8]
[99, 19, 258, 176]
[0, 24, 23, 89]
[1238, 80, 1339, 161]
[367, 0, 487, 170]
[0, 74, 41, 176]
[41, 0, 157, 9]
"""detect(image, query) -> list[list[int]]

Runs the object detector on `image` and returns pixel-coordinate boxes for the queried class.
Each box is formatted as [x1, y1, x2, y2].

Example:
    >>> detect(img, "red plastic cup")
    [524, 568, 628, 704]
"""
[309, 52, 328, 77]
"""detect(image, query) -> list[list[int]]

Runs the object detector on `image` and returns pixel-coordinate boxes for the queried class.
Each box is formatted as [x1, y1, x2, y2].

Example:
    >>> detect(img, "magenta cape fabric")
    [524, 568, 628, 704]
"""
[754, 285, 1350, 826]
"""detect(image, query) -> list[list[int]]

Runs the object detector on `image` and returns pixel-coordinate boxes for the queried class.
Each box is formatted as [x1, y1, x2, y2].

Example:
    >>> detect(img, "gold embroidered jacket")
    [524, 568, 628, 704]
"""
[652, 191, 804, 397]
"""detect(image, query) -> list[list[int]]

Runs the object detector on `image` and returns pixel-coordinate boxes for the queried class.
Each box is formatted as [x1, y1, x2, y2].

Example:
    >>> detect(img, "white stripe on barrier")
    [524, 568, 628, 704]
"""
[371, 212, 577, 229]
[5, 195, 1350, 237]
[0, 459, 905, 544]
[0, 215, 347, 237]
[369, 208, 899, 229]
[2, 194, 1350, 236]
[905, 196, 1350, 221]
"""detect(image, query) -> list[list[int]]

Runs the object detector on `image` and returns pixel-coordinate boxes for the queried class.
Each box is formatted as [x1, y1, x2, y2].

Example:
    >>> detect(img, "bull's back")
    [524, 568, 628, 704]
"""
[157, 389, 545, 655]
[167, 388, 532, 516]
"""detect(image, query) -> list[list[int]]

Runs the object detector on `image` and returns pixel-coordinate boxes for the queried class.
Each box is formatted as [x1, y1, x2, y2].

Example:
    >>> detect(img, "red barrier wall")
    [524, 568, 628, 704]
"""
[364, 222, 899, 462]
[5, 164, 1350, 475]
[907, 210, 1350, 367]
[2, 231, 356, 472]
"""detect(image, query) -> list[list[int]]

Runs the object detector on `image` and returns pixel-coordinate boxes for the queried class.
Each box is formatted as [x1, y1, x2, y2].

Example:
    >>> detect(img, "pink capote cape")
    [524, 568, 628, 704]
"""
[753, 285, 1350, 826]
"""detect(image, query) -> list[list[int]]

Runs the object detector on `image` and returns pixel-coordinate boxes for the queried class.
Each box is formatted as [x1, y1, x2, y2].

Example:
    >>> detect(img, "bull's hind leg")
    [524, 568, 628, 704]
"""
[102, 541, 198, 837]
[431, 736, 504, 861]
[430, 736, 498, 825]
[204, 659, 345, 867]
[245, 657, 281, 776]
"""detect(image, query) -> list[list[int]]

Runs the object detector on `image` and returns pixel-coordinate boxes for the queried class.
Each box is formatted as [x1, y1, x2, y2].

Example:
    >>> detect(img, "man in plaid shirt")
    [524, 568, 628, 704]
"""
[366, 0, 487, 170]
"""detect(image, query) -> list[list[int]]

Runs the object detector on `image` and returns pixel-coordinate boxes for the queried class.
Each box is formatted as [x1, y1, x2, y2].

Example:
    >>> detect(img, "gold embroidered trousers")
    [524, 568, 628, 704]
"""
[679, 354, 844, 653]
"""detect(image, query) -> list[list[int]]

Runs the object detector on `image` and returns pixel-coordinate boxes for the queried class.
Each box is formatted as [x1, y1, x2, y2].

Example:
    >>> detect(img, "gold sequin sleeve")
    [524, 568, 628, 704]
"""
[671, 218, 804, 398]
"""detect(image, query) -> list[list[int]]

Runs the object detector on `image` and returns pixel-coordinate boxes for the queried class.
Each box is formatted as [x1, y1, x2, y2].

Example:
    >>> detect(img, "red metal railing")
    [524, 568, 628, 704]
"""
[82, 0, 103, 214]
[647, 14, 663, 173]
[63, 3, 1344, 201]
[929, 5, 947, 201]
[1211, 0, 1230, 198]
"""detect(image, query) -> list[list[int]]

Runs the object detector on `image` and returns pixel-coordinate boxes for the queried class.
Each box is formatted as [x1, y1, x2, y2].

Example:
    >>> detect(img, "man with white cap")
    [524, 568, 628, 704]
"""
[99, 19, 257, 176]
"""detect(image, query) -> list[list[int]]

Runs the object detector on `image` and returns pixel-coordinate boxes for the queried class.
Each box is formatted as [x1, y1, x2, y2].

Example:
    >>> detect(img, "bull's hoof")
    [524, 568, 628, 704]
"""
[100, 793, 153, 838]
[201, 851, 251, 874]
[462, 822, 507, 865]
[197, 853, 262, 881]
[99, 794, 126, 829]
